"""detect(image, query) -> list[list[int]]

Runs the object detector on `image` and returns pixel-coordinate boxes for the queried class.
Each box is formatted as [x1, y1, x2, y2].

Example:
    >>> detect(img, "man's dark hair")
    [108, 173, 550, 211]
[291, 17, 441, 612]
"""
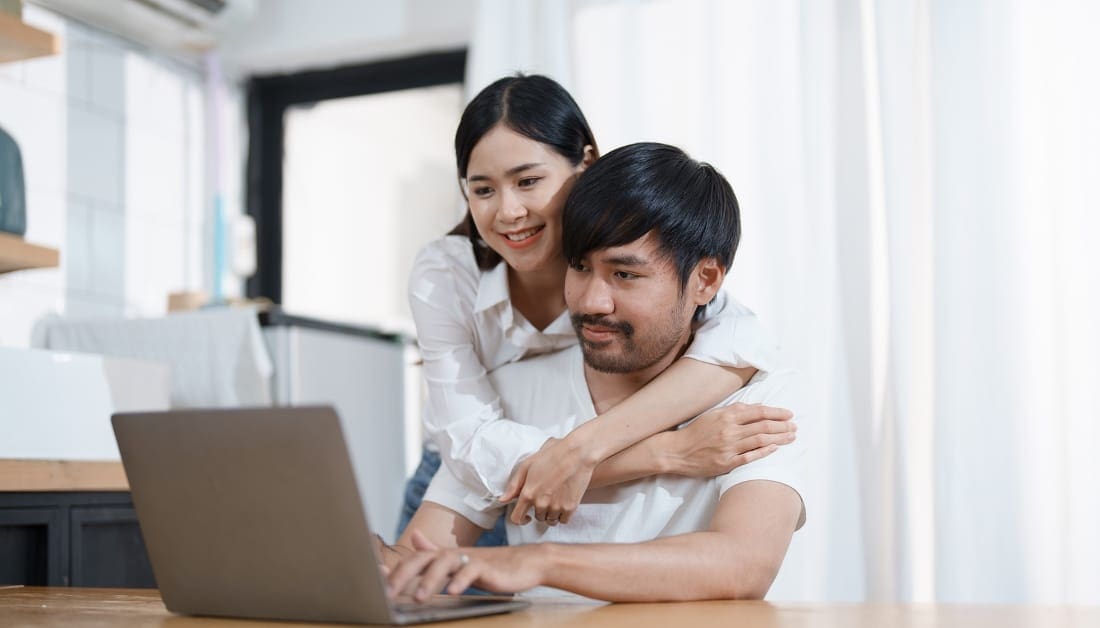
[449, 73, 599, 270]
[562, 142, 741, 290]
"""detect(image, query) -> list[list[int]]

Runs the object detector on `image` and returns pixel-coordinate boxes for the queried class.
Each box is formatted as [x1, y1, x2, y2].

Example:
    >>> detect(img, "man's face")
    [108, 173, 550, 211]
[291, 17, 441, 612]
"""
[565, 232, 698, 374]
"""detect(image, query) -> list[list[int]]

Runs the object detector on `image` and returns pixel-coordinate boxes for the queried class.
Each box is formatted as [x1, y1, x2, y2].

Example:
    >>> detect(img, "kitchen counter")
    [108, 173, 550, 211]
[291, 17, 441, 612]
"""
[0, 459, 128, 491]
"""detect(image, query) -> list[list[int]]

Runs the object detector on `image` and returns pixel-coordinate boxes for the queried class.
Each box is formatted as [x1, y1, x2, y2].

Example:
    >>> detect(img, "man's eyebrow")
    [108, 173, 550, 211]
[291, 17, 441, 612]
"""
[467, 163, 545, 182]
[601, 254, 649, 266]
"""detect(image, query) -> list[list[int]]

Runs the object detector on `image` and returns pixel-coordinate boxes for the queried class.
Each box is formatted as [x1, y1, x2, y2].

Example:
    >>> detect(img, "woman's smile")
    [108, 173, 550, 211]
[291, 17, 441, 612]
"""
[499, 225, 546, 249]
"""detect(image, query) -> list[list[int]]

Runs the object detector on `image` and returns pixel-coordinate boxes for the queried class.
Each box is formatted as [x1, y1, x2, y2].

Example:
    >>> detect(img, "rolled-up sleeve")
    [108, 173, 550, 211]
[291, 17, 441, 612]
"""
[423, 459, 506, 531]
[685, 290, 783, 372]
[408, 243, 551, 509]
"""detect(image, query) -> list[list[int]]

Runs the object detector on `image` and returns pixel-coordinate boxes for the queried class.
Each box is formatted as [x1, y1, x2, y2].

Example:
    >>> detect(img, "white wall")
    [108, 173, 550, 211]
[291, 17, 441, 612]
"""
[0, 5, 209, 347]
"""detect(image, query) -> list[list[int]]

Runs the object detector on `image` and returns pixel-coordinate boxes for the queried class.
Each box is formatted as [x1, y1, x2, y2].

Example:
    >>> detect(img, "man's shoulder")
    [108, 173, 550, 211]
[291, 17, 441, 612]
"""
[722, 367, 800, 407]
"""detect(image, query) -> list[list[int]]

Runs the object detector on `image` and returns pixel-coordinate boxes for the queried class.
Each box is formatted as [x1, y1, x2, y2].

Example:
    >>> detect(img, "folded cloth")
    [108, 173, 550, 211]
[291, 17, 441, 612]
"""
[33, 308, 273, 408]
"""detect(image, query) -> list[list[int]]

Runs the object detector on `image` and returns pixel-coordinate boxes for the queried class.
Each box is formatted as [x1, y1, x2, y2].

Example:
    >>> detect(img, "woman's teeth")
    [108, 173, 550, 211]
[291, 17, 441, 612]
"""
[505, 227, 542, 241]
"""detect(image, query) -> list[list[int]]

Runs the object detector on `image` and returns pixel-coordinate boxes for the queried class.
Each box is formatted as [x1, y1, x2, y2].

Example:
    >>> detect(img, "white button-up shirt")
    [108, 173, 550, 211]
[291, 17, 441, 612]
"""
[408, 235, 781, 506]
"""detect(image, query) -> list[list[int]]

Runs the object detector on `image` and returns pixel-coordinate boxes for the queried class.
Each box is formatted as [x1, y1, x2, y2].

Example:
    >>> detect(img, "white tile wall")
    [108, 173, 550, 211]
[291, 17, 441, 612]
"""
[89, 205, 124, 300]
[67, 107, 124, 207]
[63, 196, 92, 294]
[20, 7, 68, 97]
[0, 7, 213, 348]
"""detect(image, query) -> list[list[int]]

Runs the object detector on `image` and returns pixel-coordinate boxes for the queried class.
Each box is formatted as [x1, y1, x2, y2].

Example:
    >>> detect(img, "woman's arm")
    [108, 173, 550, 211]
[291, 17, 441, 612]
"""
[408, 242, 555, 504]
[586, 402, 796, 488]
[505, 295, 784, 523]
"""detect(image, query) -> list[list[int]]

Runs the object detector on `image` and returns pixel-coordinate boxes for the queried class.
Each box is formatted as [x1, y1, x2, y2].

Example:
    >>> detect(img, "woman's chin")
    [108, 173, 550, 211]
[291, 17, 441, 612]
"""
[498, 249, 564, 275]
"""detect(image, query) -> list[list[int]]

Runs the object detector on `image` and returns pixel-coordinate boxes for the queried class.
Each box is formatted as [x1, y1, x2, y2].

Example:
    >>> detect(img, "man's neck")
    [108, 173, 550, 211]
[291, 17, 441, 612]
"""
[583, 335, 692, 415]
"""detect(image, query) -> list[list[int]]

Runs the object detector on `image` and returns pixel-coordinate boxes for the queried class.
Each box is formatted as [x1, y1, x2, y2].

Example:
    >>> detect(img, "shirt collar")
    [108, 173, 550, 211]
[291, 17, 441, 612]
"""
[474, 260, 511, 313]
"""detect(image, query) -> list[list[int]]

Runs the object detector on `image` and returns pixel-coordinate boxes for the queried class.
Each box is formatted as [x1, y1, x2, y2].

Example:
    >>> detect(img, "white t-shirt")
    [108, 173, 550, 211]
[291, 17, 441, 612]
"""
[408, 235, 783, 506]
[423, 345, 807, 596]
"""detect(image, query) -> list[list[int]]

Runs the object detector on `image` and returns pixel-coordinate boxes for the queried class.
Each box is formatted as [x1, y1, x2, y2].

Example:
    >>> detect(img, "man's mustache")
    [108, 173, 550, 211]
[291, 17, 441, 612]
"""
[570, 313, 634, 338]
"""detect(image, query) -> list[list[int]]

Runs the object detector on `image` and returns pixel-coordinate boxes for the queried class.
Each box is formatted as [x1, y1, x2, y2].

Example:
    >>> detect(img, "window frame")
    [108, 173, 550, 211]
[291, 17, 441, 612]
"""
[244, 49, 467, 302]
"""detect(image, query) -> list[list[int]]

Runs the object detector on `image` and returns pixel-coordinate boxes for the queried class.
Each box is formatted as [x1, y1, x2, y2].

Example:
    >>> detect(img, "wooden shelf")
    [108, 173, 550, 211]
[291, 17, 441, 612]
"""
[0, 231, 60, 273]
[0, 459, 129, 491]
[0, 11, 60, 64]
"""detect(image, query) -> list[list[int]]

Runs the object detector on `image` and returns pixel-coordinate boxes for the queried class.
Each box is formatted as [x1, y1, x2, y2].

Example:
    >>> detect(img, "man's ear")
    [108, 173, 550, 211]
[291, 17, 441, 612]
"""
[689, 258, 726, 306]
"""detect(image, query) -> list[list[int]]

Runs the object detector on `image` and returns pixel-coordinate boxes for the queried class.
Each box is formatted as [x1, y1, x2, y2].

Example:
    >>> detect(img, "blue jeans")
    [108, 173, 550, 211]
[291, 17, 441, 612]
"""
[396, 447, 508, 547]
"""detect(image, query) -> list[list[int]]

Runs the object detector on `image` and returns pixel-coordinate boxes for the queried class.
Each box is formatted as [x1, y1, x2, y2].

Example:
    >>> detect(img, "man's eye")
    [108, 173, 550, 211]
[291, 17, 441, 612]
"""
[614, 271, 639, 280]
[569, 261, 589, 272]
[518, 177, 541, 188]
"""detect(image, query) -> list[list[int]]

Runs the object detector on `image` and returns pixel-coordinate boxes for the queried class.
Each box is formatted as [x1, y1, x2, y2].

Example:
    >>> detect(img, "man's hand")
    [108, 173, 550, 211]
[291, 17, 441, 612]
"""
[373, 533, 411, 574]
[386, 530, 546, 600]
[664, 403, 795, 477]
[500, 436, 597, 525]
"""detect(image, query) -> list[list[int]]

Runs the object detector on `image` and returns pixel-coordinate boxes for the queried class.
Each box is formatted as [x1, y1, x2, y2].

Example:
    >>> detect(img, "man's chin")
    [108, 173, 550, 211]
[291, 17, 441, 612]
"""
[581, 348, 633, 374]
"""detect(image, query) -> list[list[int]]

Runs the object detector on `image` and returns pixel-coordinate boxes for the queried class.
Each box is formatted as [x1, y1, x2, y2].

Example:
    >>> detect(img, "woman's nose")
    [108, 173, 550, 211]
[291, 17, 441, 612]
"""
[498, 187, 527, 222]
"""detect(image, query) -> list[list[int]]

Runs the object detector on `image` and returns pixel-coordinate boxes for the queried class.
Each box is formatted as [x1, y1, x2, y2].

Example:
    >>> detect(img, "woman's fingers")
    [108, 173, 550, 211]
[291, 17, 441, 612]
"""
[500, 458, 530, 504]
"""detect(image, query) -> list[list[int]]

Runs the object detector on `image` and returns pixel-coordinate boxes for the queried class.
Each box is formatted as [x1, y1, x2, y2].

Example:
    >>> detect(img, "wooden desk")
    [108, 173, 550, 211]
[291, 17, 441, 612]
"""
[1, 587, 1098, 628]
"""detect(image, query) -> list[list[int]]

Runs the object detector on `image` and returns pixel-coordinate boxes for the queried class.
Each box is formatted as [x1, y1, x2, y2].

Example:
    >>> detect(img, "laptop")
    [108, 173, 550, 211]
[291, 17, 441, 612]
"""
[112, 406, 529, 625]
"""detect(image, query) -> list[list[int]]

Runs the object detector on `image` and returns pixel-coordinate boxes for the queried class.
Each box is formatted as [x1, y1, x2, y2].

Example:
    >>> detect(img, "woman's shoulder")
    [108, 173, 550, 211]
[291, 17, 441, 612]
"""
[412, 235, 480, 279]
[409, 235, 482, 306]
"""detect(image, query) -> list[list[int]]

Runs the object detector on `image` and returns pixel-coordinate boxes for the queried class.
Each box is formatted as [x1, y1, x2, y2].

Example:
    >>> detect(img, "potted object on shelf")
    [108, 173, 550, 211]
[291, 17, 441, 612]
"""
[0, 124, 26, 237]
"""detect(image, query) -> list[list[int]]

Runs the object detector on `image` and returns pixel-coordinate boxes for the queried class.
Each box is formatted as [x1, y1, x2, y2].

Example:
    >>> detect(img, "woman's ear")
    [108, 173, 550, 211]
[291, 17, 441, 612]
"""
[578, 144, 598, 171]
[690, 258, 726, 306]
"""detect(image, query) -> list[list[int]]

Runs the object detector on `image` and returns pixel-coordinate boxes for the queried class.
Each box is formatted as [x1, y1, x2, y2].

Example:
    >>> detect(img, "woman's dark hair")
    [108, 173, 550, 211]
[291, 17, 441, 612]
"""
[449, 74, 599, 269]
[562, 142, 741, 316]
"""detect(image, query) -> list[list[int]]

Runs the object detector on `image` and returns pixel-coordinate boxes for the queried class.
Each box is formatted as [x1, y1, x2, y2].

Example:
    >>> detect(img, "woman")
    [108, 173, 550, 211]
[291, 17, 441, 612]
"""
[399, 74, 794, 542]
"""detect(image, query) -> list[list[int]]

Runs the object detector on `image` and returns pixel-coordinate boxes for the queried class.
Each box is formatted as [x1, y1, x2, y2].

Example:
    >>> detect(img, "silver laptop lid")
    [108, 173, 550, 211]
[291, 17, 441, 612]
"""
[113, 406, 397, 624]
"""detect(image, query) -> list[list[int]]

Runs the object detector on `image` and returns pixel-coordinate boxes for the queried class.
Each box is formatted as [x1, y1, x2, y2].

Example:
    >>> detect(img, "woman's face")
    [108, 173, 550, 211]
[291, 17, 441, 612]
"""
[464, 124, 591, 274]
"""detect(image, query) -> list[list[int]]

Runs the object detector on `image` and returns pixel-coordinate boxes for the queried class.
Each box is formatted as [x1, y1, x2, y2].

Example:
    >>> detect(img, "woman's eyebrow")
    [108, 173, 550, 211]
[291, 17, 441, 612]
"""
[467, 162, 545, 182]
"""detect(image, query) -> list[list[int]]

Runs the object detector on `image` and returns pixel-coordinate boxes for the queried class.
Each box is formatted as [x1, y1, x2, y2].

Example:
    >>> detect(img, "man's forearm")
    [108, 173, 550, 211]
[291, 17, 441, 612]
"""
[533, 532, 772, 601]
[529, 481, 802, 601]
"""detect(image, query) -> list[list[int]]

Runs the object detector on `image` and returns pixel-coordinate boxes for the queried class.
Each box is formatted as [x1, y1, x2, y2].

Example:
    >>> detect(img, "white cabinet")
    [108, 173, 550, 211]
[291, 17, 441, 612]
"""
[260, 312, 418, 539]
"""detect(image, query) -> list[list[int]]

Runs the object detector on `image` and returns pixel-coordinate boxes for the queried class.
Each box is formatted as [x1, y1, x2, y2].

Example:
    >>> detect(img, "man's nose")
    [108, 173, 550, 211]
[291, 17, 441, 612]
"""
[578, 277, 614, 315]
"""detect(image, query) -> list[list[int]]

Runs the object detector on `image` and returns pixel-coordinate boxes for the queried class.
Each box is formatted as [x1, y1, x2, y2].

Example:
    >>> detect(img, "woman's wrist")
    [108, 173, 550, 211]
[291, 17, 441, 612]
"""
[647, 430, 682, 475]
[565, 422, 610, 466]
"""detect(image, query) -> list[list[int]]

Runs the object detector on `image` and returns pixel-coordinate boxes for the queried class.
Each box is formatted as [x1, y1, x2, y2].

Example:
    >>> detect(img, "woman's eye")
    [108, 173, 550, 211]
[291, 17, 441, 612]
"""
[472, 186, 493, 197]
[518, 177, 541, 188]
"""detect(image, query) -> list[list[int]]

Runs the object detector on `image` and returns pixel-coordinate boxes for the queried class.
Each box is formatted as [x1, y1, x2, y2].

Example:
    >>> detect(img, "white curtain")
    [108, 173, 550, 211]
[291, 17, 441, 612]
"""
[467, 0, 1100, 604]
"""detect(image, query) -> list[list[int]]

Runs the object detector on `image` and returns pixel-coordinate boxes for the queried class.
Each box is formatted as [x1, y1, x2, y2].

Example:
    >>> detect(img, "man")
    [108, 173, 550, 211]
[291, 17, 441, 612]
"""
[381, 142, 806, 601]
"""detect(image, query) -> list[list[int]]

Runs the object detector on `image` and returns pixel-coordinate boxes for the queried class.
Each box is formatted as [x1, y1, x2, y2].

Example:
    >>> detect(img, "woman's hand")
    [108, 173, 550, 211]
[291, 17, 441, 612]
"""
[499, 436, 598, 525]
[664, 402, 796, 477]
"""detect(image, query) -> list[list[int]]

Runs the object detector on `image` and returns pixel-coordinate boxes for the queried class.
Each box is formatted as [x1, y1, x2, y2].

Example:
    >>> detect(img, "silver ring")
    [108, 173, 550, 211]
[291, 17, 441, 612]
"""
[458, 553, 470, 567]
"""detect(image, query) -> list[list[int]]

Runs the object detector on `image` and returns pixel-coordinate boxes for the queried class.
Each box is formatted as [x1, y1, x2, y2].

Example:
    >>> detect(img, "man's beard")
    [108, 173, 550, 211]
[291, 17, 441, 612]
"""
[571, 311, 685, 374]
